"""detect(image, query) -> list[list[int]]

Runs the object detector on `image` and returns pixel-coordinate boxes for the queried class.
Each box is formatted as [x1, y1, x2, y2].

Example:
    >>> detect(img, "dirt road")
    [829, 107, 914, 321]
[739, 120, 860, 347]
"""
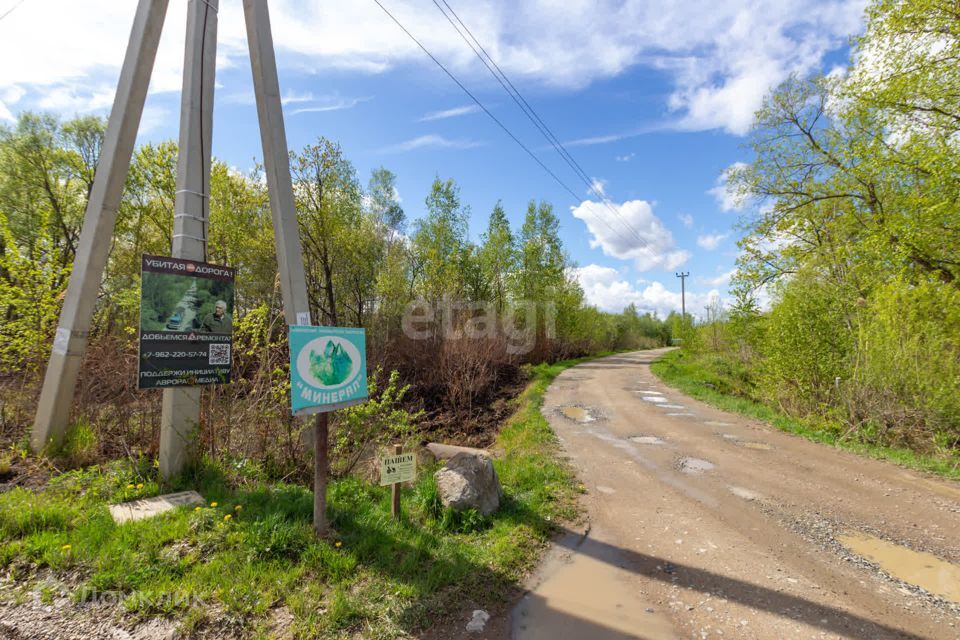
[511, 349, 960, 640]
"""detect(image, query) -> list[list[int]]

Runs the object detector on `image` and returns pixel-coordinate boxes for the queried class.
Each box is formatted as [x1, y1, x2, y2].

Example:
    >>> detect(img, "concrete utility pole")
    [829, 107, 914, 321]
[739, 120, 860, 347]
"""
[675, 272, 689, 320]
[32, 0, 170, 452]
[159, 0, 219, 479]
[32, 1, 317, 520]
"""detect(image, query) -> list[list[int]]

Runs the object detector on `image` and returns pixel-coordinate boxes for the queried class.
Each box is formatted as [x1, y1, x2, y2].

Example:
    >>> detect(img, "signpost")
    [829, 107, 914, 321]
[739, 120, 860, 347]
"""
[138, 255, 235, 389]
[289, 326, 368, 415]
[380, 450, 416, 486]
[289, 325, 368, 534]
[380, 445, 415, 519]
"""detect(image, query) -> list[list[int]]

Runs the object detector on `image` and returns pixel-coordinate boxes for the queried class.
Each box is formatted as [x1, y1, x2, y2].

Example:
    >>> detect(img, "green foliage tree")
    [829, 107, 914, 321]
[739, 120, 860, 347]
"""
[412, 177, 469, 305]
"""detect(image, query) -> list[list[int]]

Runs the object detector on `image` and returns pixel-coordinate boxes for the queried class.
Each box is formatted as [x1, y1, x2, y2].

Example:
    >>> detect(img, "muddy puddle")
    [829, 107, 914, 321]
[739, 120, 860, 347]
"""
[679, 457, 715, 474]
[559, 406, 594, 423]
[660, 403, 686, 409]
[666, 412, 695, 417]
[630, 435, 665, 445]
[513, 534, 680, 640]
[642, 396, 669, 403]
[837, 531, 960, 604]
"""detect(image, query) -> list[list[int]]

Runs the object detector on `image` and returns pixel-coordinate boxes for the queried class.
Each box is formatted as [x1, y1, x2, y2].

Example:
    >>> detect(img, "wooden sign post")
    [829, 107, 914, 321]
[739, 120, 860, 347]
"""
[380, 444, 416, 520]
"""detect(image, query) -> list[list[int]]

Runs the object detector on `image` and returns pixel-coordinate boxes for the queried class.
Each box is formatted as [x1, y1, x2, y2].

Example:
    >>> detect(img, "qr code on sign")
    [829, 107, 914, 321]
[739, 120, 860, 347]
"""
[208, 343, 231, 366]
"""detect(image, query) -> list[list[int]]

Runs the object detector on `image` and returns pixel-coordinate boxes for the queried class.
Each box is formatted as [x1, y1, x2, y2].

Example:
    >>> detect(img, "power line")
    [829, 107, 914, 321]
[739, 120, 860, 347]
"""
[371, 0, 641, 250]
[372, 0, 579, 203]
[0, 0, 26, 23]
[433, 0, 649, 249]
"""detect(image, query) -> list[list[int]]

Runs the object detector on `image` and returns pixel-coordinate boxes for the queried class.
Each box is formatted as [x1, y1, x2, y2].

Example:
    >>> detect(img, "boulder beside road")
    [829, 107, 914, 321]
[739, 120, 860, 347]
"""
[425, 442, 492, 461]
[434, 452, 503, 516]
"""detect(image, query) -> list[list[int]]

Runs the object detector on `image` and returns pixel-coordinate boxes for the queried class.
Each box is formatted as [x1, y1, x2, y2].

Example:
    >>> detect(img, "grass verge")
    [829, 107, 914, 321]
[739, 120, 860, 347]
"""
[0, 355, 594, 639]
[651, 349, 960, 481]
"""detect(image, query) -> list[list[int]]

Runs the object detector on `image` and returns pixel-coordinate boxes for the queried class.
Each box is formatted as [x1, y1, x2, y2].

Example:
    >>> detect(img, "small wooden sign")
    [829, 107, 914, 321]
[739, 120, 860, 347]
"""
[380, 452, 416, 486]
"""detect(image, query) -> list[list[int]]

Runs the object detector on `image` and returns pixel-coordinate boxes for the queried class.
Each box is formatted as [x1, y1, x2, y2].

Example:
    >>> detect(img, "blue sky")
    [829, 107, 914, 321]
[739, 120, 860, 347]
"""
[0, 0, 867, 317]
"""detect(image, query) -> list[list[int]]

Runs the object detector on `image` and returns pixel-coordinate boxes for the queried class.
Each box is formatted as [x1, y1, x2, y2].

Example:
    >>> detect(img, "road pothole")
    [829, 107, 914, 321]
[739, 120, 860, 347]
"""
[729, 486, 762, 501]
[660, 404, 686, 409]
[739, 441, 772, 450]
[641, 396, 668, 403]
[704, 420, 733, 427]
[837, 531, 960, 605]
[629, 436, 665, 445]
[678, 457, 715, 474]
[559, 406, 595, 423]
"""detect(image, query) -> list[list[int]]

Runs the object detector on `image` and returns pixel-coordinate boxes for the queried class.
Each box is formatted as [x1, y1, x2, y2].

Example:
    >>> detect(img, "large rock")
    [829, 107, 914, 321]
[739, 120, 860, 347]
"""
[426, 442, 492, 462]
[435, 452, 503, 516]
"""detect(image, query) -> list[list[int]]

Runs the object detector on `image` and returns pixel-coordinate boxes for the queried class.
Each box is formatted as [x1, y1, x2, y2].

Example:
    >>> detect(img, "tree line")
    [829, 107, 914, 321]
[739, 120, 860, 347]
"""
[690, 0, 959, 458]
[0, 116, 673, 473]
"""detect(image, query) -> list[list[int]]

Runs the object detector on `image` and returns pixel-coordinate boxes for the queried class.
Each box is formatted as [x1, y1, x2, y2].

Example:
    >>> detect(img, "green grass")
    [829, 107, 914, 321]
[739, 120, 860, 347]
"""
[651, 349, 960, 481]
[0, 355, 598, 639]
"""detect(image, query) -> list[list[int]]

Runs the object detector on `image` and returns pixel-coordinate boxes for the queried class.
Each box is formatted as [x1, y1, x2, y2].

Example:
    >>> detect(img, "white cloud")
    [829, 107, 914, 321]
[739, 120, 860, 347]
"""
[615, 152, 635, 162]
[699, 268, 737, 287]
[280, 90, 316, 105]
[708, 161, 748, 212]
[570, 198, 690, 271]
[288, 96, 371, 115]
[379, 134, 482, 153]
[588, 177, 607, 197]
[0, 1, 866, 136]
[572, 263, 721, 317]
[678, 213, 694, 229]
[419, 104, 481, 122]
[696, 232, 728, 250]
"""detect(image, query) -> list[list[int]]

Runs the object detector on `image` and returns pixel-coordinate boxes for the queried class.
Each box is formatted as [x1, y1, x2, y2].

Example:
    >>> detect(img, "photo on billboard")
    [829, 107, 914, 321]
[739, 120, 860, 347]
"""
[138, 255, 236, 389]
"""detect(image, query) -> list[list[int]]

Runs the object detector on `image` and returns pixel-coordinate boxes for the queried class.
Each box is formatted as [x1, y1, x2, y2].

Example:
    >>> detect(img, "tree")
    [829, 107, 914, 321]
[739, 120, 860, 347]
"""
[291, 138, 364, 326]
[478, 201, 516, 314]
[412, 177, 469, 304]
[366, 167, 404, 234]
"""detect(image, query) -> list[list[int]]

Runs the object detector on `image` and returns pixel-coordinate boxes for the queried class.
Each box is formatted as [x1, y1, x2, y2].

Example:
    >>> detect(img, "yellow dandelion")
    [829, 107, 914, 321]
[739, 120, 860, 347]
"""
[234, 505, 242, 511]
[210, 502, 218, 508]
[61, 544, 71, 551]
[194, 506, 202, 512]
[136, 483, 144, 489]
[126, 484, 134, 489]
[223, 514, 232, 521]
[335, 541, 342, 548]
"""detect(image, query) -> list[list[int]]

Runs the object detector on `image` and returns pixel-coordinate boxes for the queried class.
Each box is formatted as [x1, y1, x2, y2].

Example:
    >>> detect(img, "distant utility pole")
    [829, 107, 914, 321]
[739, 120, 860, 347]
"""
[675, 272, 690, 320]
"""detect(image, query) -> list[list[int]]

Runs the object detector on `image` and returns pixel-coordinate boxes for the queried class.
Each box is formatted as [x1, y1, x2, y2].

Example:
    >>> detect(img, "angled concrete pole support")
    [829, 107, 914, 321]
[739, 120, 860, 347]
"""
[243, 0, 323, 533]
[31, 0, 170, 453]
[242, 0, 311, 326]
[160, 0, 220, 479]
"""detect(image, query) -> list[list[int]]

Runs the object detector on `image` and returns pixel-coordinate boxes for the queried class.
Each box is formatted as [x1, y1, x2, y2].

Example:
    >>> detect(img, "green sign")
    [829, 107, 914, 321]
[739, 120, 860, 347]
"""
[289, 326, 368, 415]
[380, 453, 416, 485]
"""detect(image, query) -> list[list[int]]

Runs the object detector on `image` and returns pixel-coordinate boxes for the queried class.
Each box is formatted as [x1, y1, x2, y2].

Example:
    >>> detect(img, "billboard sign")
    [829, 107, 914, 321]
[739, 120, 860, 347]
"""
[138, 254, 235, 389]
[289, 326, 368, 415]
